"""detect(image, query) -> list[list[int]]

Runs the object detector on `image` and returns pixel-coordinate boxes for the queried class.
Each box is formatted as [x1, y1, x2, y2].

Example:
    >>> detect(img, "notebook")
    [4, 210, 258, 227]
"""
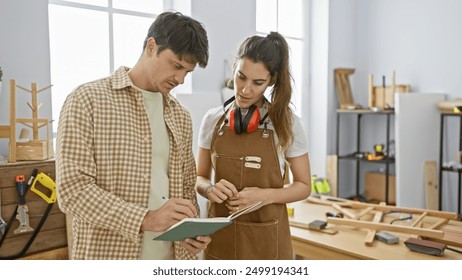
[152, 201, 262, 241]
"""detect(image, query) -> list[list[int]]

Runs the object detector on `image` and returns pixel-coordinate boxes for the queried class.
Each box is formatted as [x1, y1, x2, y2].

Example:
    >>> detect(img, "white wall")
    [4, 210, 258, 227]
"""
[0, 0, 52, 157]
[190, 0, 256, 95]
[306, 0, 329, 179]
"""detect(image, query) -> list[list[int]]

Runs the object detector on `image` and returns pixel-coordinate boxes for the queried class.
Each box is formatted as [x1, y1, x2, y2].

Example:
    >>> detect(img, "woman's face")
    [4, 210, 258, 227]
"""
[233, 58, 272, 109]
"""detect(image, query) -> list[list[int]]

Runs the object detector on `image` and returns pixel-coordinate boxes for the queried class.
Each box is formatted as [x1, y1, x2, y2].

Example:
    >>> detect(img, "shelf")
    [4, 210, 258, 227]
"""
[336, 108, 394, 115]
[336, 110, 394, 204]
[441, 167, 462, 173]
[338, 155, 395, 163]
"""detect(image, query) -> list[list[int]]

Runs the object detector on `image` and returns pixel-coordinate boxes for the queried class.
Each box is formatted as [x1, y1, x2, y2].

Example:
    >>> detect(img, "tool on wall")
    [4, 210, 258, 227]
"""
[30, 172, 57, 203]
[0, 169, 37, 250]
[13, 175, 34, 234]
[0, 191, 6, 236]
[0, 169, 56, 259]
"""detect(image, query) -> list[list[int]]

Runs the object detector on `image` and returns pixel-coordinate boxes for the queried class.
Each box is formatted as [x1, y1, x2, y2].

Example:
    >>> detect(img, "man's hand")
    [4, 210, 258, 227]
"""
[141, 198, 198, 232]
[181, 235, 211, 255]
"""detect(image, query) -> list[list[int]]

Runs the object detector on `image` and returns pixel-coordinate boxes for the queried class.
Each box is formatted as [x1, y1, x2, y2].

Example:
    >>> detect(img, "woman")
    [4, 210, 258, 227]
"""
[196, 32, 311, 260]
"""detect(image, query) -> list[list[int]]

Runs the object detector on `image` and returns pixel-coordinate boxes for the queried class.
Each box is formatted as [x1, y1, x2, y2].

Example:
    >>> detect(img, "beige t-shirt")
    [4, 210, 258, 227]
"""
[138, 88, 173, 260]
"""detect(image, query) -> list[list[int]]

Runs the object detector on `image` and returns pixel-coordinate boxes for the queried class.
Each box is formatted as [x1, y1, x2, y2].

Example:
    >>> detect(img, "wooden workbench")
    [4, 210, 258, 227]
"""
[289, 199, 462, 260]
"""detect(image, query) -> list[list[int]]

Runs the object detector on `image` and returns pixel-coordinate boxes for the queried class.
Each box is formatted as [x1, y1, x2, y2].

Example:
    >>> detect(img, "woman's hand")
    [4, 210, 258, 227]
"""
[225, 187, 269, 214]
[206, 179, 239, 203]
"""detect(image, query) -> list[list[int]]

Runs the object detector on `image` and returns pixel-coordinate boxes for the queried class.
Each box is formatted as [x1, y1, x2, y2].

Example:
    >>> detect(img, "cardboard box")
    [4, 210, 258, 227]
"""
[365, 172, 396, 204]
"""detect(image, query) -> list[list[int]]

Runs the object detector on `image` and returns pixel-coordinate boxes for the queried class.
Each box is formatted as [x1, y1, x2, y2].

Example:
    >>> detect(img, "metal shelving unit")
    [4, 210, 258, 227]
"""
[438, 112, 462, 214]
[336, 109, 395, 204]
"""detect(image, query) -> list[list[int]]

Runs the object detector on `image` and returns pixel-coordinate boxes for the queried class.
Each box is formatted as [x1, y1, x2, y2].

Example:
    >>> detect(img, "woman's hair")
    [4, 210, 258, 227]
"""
[234, 32, 294, 151]
[144, 11, 209, 68]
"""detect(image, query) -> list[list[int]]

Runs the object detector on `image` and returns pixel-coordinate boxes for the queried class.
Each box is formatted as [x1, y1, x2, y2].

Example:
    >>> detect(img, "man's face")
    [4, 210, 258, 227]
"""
[145, 39, 196, 95]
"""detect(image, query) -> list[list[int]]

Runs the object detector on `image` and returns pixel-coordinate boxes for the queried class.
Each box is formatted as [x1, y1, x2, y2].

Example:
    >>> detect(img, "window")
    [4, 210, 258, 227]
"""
[48, 0, 191, 132]
[256, 0, 304, 117]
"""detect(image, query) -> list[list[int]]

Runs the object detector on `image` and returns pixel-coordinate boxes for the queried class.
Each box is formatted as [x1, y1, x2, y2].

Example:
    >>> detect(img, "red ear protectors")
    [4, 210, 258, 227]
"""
[229, 105, 261, 134]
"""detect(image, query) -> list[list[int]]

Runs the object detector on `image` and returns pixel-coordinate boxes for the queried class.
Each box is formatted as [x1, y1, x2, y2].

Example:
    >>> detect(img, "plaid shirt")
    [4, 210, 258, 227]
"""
[56, 67, 198, 259]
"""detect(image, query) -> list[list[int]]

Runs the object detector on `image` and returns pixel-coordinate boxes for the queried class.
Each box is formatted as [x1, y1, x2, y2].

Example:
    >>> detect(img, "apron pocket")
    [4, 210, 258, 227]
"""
[235, 219, 279, 260]
[214, 154, 244, 189]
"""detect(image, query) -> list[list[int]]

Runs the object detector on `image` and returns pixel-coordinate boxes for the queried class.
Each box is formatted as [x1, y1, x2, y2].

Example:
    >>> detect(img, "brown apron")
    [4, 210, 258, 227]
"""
[204, 113, 292, 260]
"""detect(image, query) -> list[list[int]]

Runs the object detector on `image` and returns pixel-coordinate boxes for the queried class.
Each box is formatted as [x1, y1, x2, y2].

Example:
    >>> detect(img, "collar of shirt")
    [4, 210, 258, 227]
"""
[111, 66, 174, 108]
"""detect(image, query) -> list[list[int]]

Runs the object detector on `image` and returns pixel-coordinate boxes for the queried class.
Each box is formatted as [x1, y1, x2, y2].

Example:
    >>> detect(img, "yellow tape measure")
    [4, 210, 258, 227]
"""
[30, 172, 57, 204]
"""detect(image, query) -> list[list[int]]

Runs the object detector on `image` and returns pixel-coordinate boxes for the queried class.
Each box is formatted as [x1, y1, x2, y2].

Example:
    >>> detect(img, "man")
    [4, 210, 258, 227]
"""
[56, 11, 210, 260]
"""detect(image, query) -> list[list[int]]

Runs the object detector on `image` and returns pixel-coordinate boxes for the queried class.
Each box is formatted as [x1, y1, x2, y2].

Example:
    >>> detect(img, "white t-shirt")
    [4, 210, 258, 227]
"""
[137, 88, 174, 260]
[198, 103, 308, 176]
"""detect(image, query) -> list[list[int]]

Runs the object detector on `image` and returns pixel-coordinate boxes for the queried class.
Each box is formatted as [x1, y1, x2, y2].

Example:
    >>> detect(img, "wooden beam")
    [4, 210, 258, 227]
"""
[424, 161, 438, 210]
[410, 212, 428, 227]
[308, 194, 457, 220]
[364, 202, 386, 246]
[348, 203, 456, 219]
[327, 217, 444, 239]
[9, 79, 16, 163]
[332, 203, 356, 219]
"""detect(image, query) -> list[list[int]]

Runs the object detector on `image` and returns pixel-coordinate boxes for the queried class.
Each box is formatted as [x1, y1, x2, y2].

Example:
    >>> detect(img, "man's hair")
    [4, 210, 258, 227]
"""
[143, 11, 209, 68]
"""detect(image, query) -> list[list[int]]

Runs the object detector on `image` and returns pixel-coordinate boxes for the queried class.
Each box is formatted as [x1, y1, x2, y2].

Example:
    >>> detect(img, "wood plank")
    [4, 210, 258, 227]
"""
[424, 161, 438, 210]
[18, 246, 68, 260]
[0, 227, 67, 258]
[308, 194, 457, 219]
[2, 212, 66, 235]
[332, 204, 357, 219]
[425, 224, 462, 247]
[364, 202, 386, 246]
[354, 206, 374, 220]
[326, 155, 338, 197]
[348, 203, 456, 219]
[1, 198, 64, 218]
[410, 212, 428, 227]
[327, 217, 444, 239]
[290, 220, 338, 235]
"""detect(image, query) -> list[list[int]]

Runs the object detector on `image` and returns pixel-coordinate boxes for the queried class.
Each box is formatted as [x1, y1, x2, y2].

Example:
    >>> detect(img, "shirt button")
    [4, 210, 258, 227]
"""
[143, 174, 149, 180]
[143, 136, 150, 142]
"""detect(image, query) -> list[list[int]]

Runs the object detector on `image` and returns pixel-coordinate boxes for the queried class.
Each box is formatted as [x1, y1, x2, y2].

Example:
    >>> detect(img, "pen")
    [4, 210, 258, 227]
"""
[161, 196, 199, 218]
